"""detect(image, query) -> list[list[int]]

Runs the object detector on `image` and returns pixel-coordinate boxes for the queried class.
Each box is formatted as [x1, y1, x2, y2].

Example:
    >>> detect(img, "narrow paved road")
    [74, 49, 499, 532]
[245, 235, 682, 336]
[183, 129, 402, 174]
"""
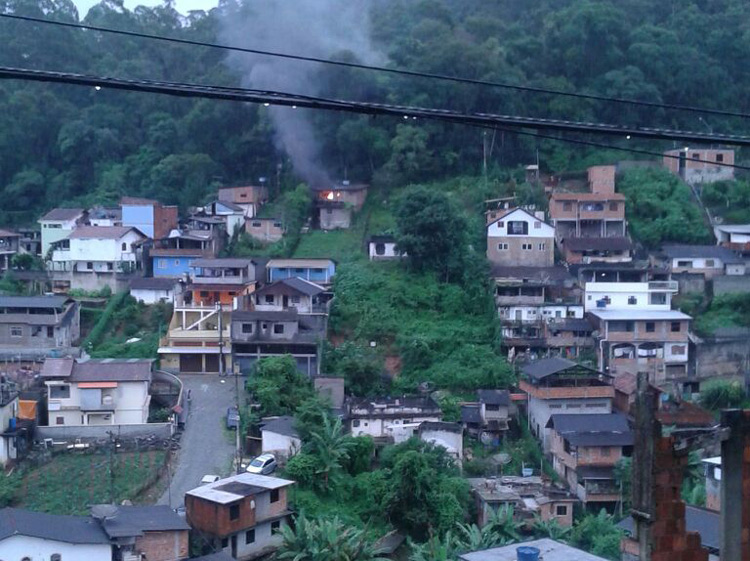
[158, 374, 238, 508]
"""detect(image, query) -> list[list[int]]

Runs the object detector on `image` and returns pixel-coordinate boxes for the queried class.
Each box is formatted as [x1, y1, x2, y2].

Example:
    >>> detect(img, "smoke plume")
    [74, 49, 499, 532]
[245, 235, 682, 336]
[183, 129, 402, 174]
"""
[220, 0, 379, 186]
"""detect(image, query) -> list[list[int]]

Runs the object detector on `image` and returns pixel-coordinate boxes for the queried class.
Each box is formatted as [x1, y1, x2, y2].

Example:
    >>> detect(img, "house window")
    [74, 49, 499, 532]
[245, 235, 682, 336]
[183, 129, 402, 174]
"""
[50, 385, 70, 399]
[326, 208, 333, 215]
[246, 529, 255, 544]
[271, 521, 281, 531]
[497, 243, 508, 251]
[646, 322, 655, 333]
[671, 322, 681, 332]
[252, 221, 261, 227]
[705, 259, 715, 267]
[86, 261, 93, 270]
[522, 244, 532, 251]
[47, 326, 54, 338]
[672, 345, 687, 355]
[273, 324, 285, 334]
[692, 153, 701, 160]
[538, 243, 546, 251]
[270, 489, 280, 503]
[242, 323, 253, 334]
[650, 293, 667, 305]
[291, 296, 300, 304]
[121, 242, 127, 251]
[221, 538, 229, 548]
[717, 154, 724, 163]
[174, 260, 181, 266]
[677, 260, 693, 268]
[507, 221, 528, 235]
[56, 416, 64, 425]
[555, 505, 567, 516]
[486, 404, 500, 411]
[229, 504, 240, 520]
[9, 326, 22, 338]
[107, 262, 113, 271]
[534, 221, 541, 229]
[628, 296, 637, 305]
[352, 420, 360, 427]
[265, 295, 274, 304]
[563, 202, 572, 211]
[273, 222, 282, 228]
[158, 259, 167, 269]
[375, 243, 386, 255]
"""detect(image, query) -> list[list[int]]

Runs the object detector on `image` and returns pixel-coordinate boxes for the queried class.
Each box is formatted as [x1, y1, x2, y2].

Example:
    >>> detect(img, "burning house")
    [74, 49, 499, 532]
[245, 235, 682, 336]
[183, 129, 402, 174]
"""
[311, 182, 368, 230]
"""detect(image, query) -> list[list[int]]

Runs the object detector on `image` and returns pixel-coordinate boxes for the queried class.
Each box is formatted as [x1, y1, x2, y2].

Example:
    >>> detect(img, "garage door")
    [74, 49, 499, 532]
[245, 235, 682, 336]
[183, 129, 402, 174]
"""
[179, 354, 203, 374]
[204, 354, 220, 373]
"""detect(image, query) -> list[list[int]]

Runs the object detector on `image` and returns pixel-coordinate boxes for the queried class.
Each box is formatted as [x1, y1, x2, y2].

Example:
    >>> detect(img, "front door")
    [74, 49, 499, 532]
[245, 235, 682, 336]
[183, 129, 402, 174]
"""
[283, 295, 289, 308]
[515, 310, 522, 321]
[231, 534, 237, 558]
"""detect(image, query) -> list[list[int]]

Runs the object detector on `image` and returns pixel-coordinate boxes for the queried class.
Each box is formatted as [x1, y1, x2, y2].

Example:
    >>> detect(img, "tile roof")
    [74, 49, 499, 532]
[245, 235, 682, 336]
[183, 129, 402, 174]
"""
[0, 229, 20, 237]
[260, 416, 299, 438]
[191, 258, 255, 268]
[95, 505, 190, 538]
[40, 208, 85, 221]
[0, 507, 110, 544]
[254, 277, 325, 297]
[563, 236, 633, 251]
[522, 357, 603, 380]
[68, 226, 141, 240]
[477, 389, 510, 406]
[662, 244, 743, 263]
[42, 358, 152, 382]
[129, 277, 180, 291]
[121, 196, 158, 205]
[618, 506, 719, 553]
[0, 296, 71, 309]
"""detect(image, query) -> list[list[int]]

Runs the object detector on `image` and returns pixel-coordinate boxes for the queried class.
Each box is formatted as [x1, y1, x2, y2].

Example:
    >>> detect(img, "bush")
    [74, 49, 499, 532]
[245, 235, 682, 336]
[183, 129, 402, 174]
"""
[700, 379, 746, 411]
[284, 453, 319, 487]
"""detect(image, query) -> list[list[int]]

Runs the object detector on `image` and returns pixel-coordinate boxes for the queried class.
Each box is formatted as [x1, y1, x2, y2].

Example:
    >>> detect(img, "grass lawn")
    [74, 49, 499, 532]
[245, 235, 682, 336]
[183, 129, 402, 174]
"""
[17, 450, 166, 515]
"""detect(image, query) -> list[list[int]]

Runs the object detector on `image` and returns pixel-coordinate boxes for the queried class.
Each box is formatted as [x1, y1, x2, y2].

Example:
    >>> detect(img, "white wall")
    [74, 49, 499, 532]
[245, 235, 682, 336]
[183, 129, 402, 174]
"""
[584, 282, 673, 312]
[420, 428, 463, 459]
[351, 415, 441, 438]
[222, 518, 287, 559]
[670, 257, 724, 270]
[261, 431, 301, 459]
[131, 288, 175, 305]
[0, 534, 112, 561]
[70, 231, 142, 263]
[46, 380, 150, 426]
[0, 398, 17, 465]
[487, 209, 555, 238]
[499, 305, 583, 321]
[368, 241, 403, 260]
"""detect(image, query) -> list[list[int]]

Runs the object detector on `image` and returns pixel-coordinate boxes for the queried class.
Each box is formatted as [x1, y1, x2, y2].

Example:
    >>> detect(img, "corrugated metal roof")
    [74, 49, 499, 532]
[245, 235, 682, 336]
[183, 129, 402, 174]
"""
[0, 296, 70, 309]
[254, 277, 325, 297]
[40, 358, 75, 378]
[69, 226, 141, 240]
[191, 258, 254, 268]
[267, 258, 335, 268]
[97, 505, 190, 538]
[589, 309, 691, 320]
[186, 472, 294, 504]
[477, 389, 510, 406]
[662, 244, 743, 263]
[71, 359, 153, 382]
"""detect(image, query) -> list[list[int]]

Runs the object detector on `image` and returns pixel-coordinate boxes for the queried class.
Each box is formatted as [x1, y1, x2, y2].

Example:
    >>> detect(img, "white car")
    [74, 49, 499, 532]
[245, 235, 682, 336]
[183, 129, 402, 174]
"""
[246, 454, 277, 475]
[200, 474, 221, 485]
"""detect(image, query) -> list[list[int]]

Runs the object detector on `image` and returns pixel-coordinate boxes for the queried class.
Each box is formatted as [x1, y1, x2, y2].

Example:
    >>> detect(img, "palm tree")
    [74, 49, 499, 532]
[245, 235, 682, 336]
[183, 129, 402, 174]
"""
[484, 505, 523, 543]
[306, 416, 354, 491]
[277, 514, 388, 561]
[531, 517, 572, 542]
[408, 531, 457, 561]
[454, 522, 510, 552]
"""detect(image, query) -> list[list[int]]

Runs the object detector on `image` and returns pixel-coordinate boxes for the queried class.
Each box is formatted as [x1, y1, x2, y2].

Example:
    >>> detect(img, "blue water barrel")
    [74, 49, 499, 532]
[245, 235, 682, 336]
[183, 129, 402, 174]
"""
[9, 418, 16, 431]
[516, 546, 540, 561]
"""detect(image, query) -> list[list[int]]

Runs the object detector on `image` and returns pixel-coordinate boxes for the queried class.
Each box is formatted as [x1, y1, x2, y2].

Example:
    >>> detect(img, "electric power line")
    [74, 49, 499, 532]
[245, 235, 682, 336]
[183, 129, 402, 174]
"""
[3, 11, 750, 122]
[2, 65, 750, 158]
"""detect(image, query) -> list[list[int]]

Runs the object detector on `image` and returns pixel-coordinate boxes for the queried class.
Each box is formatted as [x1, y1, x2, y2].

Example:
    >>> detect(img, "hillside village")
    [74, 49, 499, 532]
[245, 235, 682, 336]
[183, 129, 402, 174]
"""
[0, 142, 745, 561]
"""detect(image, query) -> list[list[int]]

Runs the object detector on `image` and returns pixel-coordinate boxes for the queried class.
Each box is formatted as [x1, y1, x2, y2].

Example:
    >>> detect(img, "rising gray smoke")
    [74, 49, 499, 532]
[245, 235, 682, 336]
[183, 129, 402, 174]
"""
[220, 0, 378, 186]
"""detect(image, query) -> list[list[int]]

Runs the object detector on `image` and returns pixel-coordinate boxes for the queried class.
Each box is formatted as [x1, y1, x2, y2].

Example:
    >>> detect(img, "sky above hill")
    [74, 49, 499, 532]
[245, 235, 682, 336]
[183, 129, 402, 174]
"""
[74, 0, 218, 18]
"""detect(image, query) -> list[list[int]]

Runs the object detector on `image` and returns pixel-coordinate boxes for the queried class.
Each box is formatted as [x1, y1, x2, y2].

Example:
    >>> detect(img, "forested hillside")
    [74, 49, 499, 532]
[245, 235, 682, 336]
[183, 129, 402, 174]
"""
[0, 0, 748, 224]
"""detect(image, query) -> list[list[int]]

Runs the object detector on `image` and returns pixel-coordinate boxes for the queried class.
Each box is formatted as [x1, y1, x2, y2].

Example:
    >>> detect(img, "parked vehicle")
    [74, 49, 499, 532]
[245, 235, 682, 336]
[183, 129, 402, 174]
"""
[226, 406, 240, 430]
[246, 454, 277, 475]
[200, 474, 221, 485]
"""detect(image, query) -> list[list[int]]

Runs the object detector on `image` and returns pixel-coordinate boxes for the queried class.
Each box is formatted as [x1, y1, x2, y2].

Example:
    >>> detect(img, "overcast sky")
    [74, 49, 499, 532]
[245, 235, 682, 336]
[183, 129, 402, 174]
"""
[74, 0, 219, 18]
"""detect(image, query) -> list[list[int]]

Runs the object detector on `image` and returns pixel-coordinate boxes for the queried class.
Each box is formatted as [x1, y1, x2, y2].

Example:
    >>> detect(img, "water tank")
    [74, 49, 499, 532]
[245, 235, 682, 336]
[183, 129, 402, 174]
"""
[516, 546, 540, 561]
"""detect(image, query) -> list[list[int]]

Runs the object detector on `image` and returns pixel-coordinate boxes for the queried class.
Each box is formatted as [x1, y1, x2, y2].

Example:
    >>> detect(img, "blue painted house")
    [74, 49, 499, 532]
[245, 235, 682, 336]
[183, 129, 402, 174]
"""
[121, 197, 178, 240]
[266, 258, 336, 285]
[151, 248, 206, 278]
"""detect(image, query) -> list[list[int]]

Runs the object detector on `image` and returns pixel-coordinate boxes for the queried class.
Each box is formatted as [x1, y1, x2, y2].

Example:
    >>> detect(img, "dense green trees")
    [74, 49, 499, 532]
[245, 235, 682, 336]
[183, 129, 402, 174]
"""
[277, 515, 387, 561]
[1, 0, 749, 225]
[246, 356, 315, 416]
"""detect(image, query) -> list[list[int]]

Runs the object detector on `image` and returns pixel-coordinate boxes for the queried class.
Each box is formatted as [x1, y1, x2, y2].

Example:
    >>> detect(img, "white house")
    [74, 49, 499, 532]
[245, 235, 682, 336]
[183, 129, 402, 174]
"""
[41, 358, 152, 426]
[38, 207, 86, 257]
[660, 245, 745, 278]
[129, 277, 184, 305]
[715, 224, 750, 250]
[203, 200, 246, 237]
[584, 281, 677, 312]
[347, 396, 442, 439]
[0, 508, 112, 561]
[367, 235, 405, 260]
[260, 416, 301, 460]
[253, 277, 327, 315]
[48, 226, 147, 292]
[486, 207, 555, 267]
[0, 390, 18, 467]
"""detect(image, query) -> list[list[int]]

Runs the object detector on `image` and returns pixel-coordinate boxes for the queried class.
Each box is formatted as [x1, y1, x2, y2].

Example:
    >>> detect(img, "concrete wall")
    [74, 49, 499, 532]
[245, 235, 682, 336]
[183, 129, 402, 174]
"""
[261, 431, 301, 459]
[714, 275, 750, 295]
[153, 256, 196, 278]
[246, 219, 284, 243]
[693, 336, 750, 382]
[319, 206, 352, 230]
[672, 273, 706, 295]
[219, 517, 288, 560]
[135, 530, 189, 561]
[368, 241, 403, 260]
[527, 395, 612, 452]
[123, 204, 155, 238]
[487, 236, 553, 267]
[35, 422, 172, 441]
[0, 534, 112, 561]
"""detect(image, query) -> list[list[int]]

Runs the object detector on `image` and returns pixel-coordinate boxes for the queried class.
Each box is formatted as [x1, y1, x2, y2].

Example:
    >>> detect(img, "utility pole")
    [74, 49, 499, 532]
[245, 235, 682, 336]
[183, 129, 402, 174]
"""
[235, 363, 242, 474]
[107, 430, 116, 504]
[217, 302, 225, 377]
